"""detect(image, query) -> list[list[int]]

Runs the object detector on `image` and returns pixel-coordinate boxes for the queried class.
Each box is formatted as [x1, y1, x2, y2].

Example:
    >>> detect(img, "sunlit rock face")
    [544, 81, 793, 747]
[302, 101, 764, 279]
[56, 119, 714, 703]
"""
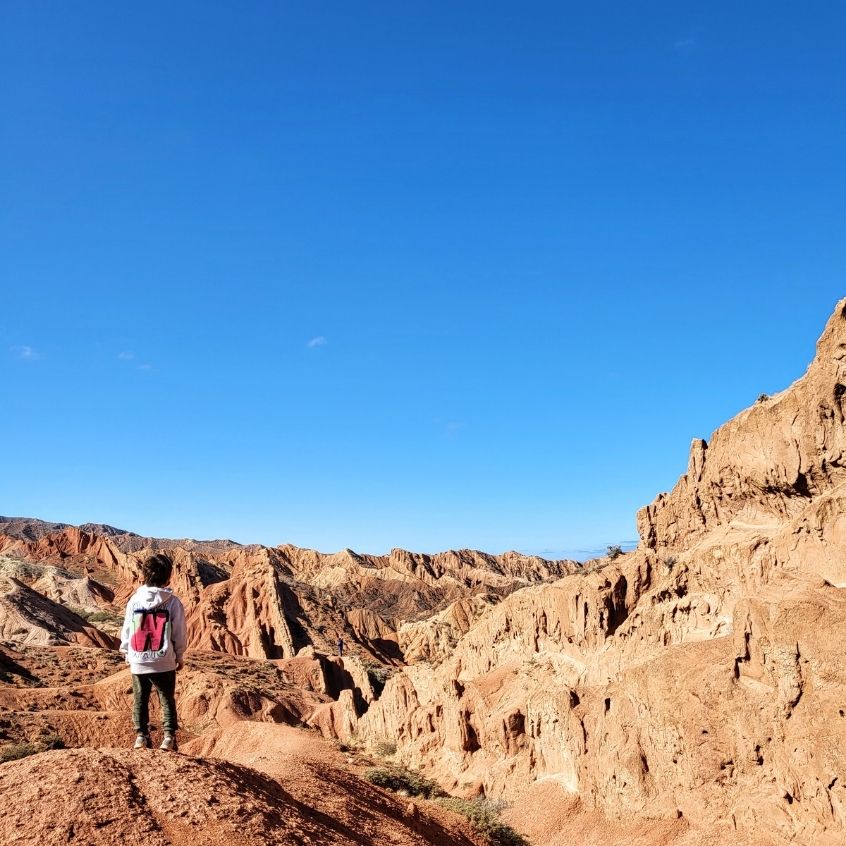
[342, 299, 846, 846]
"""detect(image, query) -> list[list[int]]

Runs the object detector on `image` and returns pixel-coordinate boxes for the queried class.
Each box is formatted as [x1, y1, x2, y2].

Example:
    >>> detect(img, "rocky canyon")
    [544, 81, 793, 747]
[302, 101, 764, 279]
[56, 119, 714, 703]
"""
[3, 301, 846, 845]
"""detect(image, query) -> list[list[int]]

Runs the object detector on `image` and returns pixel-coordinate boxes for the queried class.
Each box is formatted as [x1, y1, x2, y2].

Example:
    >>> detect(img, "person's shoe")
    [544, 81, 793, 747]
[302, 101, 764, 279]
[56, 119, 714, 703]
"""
[159, 734, 178, 752]
[133, 734, 151, 750]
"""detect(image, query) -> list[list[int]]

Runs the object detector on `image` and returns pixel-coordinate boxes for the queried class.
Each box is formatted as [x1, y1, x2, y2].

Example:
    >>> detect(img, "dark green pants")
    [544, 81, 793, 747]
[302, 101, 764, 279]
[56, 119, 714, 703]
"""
[131, 671, 177, 735]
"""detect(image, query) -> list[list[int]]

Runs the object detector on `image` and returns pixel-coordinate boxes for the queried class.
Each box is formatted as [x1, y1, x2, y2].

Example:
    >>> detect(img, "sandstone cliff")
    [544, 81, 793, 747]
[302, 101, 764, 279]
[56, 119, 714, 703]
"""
[340, 299, 846, 846]
[638, 298, 846, 579]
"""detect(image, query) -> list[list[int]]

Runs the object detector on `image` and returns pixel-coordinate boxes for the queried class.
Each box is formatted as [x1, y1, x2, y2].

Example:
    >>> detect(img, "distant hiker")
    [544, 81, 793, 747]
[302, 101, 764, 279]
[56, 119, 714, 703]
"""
[120, 552, 187, 752]
[337, 636, 345, 657]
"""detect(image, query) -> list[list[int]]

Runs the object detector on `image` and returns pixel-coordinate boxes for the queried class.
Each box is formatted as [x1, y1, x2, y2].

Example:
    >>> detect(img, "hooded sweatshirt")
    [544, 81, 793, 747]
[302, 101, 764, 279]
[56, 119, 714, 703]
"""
[119, 585, 187, 674]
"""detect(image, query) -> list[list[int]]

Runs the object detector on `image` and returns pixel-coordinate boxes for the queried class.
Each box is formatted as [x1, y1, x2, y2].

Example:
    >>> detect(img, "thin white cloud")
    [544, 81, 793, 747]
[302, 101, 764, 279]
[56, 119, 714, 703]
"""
[307, 336, 327, 349]
[118, 351, 135, 361]
[138, 363, 152, 372]
[432, 417, 465, 437]
[10, 345, 39, 361]
[674, 36, 697, 52]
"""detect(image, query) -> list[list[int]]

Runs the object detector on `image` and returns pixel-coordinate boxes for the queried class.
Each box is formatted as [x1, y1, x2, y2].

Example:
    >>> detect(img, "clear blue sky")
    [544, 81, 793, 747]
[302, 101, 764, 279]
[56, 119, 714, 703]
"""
[2, 2, 844, 558]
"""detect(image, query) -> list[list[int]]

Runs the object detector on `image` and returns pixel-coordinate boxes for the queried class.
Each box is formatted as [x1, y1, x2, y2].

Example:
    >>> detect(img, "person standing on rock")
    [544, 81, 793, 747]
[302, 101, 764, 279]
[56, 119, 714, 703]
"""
[120, 552, 187, 752]
[337, 636, 345, 657]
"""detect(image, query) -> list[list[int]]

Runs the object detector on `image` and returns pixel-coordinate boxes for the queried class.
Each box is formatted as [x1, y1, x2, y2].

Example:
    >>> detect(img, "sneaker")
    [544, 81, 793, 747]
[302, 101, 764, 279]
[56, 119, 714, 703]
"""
[133, 734, 151, 749]
[159, 734, 178, 752]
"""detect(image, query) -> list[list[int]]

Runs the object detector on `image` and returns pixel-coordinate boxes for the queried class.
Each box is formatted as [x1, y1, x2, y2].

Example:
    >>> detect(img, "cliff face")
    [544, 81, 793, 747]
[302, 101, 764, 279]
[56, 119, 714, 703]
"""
[343, 300, 846, 846]
[638, 299, 846, 577]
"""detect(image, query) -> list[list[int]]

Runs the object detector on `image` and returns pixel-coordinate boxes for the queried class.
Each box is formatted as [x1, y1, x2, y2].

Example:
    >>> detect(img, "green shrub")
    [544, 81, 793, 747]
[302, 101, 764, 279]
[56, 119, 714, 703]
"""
[365, 767, 530, 845]
[607, 545, 623, 560]
[373, 739, 397, 757]
[68, 606, 121, 625]
[40, 733, 65, 750]
[363, 767, 445, 799]
[86, 610, 121, 624]
[0, 743, 38, 763]
[365, 664, 394, 697]
[436, 797, 530, 846]
[0, 731, 66, 763]
[338, 732, 362, 753]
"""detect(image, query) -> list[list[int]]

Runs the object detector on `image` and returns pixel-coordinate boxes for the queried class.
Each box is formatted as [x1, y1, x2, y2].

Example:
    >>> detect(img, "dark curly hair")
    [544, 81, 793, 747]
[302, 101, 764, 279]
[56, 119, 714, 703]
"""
[141, 552, 173, 587]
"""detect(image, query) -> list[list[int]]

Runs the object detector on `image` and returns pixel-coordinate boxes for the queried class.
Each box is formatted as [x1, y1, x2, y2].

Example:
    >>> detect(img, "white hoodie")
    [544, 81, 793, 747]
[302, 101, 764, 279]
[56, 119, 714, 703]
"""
[119, 585, 187, 674]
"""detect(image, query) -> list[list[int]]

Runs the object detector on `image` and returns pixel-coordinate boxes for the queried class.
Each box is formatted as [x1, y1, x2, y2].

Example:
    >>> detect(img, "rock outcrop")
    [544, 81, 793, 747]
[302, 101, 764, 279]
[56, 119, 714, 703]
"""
[0, 574, 116, 648]
[0, 521, 574, 663]
[339, 299, 846, 846]
[637, 299, 846, 574]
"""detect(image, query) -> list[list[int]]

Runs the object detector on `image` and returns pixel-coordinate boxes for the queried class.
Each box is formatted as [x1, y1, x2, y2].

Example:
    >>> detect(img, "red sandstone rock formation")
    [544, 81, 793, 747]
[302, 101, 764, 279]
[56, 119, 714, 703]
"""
[0, 519, 573, 664]
[0, 574, 116, 648]
[637, 301, 846, 563]
[342, 299, 846, 846]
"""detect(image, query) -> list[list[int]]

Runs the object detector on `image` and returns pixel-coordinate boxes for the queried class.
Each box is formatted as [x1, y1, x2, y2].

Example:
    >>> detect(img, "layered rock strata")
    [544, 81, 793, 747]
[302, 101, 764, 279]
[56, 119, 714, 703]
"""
[341, 300, 846, 846]
[0, 521, 572, 661]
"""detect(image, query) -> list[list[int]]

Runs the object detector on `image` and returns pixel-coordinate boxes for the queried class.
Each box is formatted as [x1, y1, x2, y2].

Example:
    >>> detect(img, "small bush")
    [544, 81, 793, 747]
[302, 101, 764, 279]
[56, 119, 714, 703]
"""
[86, 611, 121, 624]
[663, 555, 677, 572]
[339, 732, 362, 752]
[68, 606, 122, 625]
[0, 743, 38, 763]
[607, 545, 623, 560]
[757, 393, 769, 403]
[373, 739, 397, 757]
[40, 733, 65, 750]
[436, 797, 530, 846]
[0, 730, 66, 763]
[364, 767, 445, 799]
[366, 664, 394, 697]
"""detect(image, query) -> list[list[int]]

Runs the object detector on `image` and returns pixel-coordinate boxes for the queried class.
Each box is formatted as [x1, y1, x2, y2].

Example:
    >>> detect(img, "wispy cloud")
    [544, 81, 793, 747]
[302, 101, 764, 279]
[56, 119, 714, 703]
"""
[673, 36, 697, 53]
[307, 336, 327, 349]
[433, 417, 465, 438]
[10, 345, 40, 361]
[117, 351, 135, 361]
[137, 363, 152, 372]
